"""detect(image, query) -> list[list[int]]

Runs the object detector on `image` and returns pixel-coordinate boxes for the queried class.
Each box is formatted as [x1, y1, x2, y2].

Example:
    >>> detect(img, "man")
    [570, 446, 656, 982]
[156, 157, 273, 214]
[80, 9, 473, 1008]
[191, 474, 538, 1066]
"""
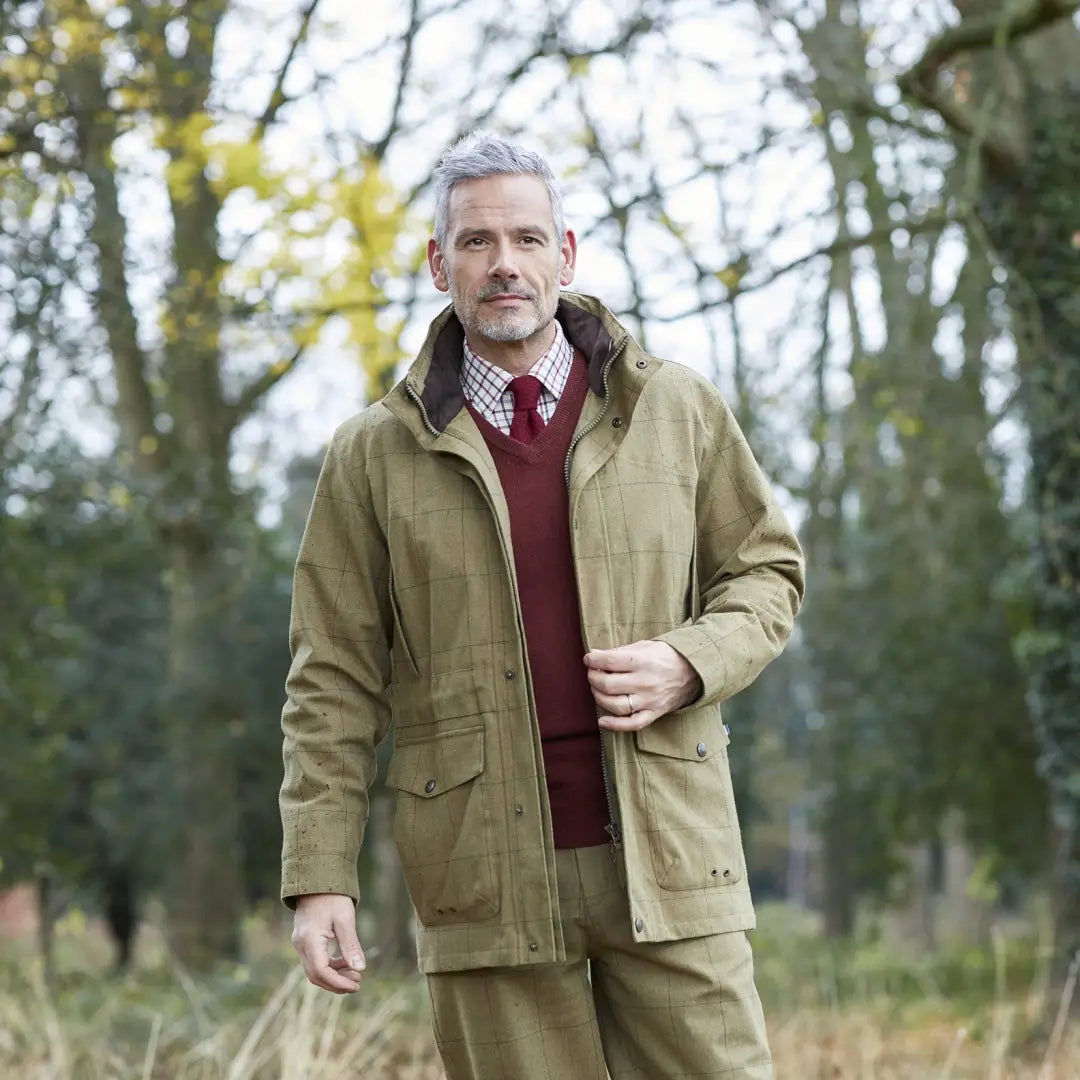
[281, 131, 804, 1079]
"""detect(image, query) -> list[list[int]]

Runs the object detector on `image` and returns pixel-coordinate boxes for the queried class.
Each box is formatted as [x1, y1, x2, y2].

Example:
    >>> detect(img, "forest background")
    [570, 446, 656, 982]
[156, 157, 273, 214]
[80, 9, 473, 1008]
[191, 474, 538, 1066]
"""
[3, 0, 1080, 1076]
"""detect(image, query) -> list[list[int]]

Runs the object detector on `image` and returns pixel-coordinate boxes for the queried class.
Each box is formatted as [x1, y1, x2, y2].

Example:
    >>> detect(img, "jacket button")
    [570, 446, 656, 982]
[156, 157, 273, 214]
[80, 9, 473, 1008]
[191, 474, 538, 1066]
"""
[635, 358, 647, 369]
[504, 668, 515, 680]
[696, 742, 707, 757]
[611, 417, 623, 428]
[424, 779, 436, 794]
[528, 942, 538, 952]
[634, 917, 644, 932]
[515, 805, 524, 817]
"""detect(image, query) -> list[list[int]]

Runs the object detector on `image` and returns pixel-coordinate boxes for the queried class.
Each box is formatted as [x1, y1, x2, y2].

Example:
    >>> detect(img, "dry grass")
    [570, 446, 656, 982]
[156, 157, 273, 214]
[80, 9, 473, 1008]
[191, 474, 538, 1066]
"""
[1, 910, 1078, 1079]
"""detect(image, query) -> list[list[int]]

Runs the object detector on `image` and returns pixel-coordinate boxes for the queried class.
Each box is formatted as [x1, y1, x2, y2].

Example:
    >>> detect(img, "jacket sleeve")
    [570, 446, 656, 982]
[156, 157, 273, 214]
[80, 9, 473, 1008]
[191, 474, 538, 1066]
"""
[654, 391, 805, 708]
[279, 422, 393, 907]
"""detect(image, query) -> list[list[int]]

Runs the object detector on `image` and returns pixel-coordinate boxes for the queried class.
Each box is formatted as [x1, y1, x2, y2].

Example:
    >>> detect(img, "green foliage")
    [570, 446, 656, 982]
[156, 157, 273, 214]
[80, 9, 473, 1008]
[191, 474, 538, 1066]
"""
[0, 444, 167, 892]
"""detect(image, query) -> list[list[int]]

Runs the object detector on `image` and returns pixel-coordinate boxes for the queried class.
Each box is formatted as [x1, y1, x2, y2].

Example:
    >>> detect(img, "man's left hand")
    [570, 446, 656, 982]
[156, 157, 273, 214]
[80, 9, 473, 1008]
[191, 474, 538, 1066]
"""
[584, 640, 703, 732]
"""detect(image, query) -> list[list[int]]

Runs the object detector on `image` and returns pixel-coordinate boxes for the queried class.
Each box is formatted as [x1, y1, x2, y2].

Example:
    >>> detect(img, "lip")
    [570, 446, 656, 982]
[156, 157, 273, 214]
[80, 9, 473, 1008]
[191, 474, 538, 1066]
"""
[484, 295, 528, 305]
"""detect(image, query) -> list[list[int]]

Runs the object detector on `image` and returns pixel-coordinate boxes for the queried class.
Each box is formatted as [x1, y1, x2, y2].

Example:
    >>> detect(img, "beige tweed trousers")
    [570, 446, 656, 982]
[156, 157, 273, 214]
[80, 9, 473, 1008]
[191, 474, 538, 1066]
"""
[426, 845, 772, 1080]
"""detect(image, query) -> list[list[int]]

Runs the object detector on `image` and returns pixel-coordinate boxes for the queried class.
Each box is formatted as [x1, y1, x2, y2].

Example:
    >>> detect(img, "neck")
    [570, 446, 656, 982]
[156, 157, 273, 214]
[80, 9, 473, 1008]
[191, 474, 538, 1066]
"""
[466, 320, 557, 377]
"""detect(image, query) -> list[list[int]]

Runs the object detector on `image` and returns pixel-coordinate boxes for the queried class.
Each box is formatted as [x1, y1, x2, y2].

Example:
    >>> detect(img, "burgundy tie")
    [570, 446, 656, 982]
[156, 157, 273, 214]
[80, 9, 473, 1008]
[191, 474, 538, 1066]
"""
[508, 375, 545, 444]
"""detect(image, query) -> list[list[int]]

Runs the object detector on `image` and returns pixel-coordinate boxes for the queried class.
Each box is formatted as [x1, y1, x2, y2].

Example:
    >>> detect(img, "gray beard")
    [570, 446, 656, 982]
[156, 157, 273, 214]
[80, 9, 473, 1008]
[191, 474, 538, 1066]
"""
[447, 271, 554, 344]
[470, 301, 546, 342]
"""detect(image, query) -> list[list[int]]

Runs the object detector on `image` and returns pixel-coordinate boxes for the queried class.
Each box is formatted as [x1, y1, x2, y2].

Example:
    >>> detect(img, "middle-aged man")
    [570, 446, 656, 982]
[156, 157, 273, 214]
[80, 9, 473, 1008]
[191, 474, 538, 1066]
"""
[281, 131, 805, 1079]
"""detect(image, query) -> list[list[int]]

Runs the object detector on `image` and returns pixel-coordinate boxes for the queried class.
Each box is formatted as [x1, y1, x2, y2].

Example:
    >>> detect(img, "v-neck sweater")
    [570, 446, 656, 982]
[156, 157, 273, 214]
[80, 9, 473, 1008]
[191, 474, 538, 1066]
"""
[465, 350, 610, 848]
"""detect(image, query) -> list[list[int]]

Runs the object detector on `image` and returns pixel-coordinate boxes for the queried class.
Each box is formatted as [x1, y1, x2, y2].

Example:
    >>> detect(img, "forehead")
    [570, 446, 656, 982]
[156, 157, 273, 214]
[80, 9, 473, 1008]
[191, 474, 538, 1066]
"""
[446, 174, 555, 234]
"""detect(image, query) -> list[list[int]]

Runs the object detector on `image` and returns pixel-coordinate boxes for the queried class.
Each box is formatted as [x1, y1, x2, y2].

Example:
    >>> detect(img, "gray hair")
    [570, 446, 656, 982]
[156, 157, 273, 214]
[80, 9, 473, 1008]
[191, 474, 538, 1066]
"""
[432, 131, 566, 250]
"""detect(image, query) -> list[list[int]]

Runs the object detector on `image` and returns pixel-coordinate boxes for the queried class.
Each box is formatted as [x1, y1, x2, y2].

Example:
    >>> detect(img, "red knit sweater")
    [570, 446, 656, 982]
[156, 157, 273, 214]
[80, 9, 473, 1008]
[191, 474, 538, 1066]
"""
[466, 350, 610, 848]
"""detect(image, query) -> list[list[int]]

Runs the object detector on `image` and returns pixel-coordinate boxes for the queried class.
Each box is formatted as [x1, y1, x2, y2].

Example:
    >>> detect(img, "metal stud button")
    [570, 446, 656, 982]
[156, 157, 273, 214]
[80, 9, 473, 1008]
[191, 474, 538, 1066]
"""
[504, 668, 516, 680]
[635, 358, 647, 369]
[528, 942, 538, 952]
[634, 916, 644, 932]
[424, 779, 436, 794]
[696, 742, 707, 757]
[515, 805, 524, 817]
[612, 417, 623, 428]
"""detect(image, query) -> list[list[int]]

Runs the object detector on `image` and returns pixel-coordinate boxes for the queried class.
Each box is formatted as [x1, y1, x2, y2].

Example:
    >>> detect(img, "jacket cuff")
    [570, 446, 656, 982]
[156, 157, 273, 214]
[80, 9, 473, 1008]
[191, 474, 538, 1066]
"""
[280, 853, 360, 910]
[653, 626, 728, 710]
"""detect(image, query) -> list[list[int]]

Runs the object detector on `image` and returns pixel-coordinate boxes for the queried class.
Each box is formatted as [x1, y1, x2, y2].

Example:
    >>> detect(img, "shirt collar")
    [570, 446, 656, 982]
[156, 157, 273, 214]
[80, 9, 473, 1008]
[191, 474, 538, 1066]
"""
[462, 319, 571, 397]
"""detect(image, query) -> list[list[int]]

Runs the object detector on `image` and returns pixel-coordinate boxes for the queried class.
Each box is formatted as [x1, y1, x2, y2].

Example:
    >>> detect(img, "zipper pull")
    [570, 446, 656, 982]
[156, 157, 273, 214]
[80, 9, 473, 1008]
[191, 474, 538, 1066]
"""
[605, 820, 623, 857]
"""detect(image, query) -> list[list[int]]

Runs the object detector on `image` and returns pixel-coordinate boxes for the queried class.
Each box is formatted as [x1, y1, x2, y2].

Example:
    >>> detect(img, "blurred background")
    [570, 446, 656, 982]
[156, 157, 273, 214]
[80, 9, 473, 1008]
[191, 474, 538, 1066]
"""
[2, 0, 1080, 1076]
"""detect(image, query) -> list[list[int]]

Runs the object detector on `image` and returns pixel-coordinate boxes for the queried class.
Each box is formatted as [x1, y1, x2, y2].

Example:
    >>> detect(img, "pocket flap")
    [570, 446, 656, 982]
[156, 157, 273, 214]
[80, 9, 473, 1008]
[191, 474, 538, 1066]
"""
[386, 726, 484, 797]
[634, 708, 729, 761]
[390, 669, 485, 724]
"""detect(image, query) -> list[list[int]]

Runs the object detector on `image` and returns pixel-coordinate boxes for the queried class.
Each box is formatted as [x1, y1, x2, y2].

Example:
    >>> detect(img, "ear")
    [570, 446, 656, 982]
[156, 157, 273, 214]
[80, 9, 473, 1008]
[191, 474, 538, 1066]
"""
[558, 229, 577, 287]
[428, 238, 450, 293]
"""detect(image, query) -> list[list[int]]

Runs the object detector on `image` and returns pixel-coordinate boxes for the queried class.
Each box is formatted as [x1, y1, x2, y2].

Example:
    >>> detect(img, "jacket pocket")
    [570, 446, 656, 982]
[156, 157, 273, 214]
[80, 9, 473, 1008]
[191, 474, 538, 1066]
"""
[633, 713, 744, 892]
[385, 725, 499, 925]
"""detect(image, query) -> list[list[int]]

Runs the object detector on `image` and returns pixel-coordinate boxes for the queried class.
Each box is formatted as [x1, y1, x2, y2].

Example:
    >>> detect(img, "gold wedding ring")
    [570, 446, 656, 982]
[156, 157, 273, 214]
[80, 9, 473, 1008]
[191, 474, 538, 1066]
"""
[625, 694, 634, 716]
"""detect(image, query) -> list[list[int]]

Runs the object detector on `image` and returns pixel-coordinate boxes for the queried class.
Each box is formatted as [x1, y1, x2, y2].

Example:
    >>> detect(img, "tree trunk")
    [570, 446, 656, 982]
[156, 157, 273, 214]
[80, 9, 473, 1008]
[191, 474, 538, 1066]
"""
[979, 76, 1080, 999]
[821, 796, 856, 938]
[164, 536, 246, 967]
[35, 865, 56, 985]
[370, 793, 414, 969]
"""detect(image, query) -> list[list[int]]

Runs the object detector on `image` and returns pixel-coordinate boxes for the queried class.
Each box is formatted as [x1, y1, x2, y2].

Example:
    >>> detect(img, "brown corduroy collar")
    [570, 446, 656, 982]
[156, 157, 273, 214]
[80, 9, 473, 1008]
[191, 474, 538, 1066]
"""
[417, 298, 620, 434]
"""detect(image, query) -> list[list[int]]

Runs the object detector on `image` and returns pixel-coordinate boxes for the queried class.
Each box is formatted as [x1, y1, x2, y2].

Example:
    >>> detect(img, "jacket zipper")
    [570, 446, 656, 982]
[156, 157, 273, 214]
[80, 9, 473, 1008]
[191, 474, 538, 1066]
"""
[405, 382, 440, 436]
[564, 334, 628, 856]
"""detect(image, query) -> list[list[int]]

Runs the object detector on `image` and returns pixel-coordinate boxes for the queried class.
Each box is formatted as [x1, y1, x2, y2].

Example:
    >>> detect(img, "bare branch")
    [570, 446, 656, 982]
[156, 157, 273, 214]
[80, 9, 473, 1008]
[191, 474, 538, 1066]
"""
[371, 0, 421, 160]
[896, 0, 1080, 168]
[906, 0, 1079, 76]
[256, 0, 321, 137]
[651, 212, 950, 323]
[227, 346, 305, 426]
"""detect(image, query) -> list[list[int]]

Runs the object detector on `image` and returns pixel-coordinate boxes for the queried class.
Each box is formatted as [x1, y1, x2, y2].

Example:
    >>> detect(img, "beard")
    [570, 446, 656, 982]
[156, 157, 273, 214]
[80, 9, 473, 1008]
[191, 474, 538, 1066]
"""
[449, 274, 557, 344]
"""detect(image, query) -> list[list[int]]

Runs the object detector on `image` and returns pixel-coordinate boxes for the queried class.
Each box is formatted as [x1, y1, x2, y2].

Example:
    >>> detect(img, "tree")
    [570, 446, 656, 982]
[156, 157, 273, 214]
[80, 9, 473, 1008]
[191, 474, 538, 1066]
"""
[891, 0, 1080, 996]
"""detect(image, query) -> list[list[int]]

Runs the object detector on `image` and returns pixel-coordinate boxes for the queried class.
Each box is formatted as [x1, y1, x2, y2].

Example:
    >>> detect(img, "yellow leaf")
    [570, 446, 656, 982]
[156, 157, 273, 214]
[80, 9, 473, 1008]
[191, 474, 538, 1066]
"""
[716, 267, 742, 290]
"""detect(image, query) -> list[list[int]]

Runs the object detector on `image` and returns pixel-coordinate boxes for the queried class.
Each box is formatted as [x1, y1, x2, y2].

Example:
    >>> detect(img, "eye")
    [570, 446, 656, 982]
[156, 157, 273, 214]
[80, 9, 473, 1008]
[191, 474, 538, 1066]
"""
[520, 235, 539, 245]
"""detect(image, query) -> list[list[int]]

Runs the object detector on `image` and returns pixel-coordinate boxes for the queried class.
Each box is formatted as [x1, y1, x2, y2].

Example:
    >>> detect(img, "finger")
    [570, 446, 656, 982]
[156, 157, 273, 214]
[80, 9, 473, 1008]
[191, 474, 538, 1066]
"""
[593, 691, 648, 719]
[297, 939, 361, 994]
[599, 708, 660, 732]
[585, 668, 638, 695]
[584, 646, 642, 673]
[332, 913, 367, 974]
[308, 961, 362, 994]
[327, 958, 363, 986]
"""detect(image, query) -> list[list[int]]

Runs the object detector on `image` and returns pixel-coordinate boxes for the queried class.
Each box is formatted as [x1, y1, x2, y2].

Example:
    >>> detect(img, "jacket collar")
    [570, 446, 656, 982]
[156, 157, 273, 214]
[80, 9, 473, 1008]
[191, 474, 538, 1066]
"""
[405, 293, 629, 434]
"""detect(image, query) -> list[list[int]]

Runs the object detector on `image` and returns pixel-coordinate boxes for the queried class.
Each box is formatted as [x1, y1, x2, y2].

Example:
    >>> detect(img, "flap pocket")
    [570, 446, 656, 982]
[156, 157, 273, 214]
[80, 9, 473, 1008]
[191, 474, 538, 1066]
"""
[390, 668, 486, 724]
[386, 726, 484, 798]
[634, 708, 729, 761]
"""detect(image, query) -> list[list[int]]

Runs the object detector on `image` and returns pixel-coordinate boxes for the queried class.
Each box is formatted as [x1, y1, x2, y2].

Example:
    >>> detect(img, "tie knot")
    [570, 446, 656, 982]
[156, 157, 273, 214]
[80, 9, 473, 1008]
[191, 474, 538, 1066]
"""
[508, 375, 542, 411]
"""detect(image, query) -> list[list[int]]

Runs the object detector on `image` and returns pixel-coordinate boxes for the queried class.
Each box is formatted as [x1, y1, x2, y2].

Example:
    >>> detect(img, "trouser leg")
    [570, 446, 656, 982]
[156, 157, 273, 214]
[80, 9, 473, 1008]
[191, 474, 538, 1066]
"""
[578, 846, 774, 1079]
[425, 850, 607, 1080]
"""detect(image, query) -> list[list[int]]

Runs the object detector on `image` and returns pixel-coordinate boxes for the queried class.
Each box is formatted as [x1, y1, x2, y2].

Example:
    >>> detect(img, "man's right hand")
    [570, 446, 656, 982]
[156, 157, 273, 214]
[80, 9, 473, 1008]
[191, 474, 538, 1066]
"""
[291, 893, 367, 994]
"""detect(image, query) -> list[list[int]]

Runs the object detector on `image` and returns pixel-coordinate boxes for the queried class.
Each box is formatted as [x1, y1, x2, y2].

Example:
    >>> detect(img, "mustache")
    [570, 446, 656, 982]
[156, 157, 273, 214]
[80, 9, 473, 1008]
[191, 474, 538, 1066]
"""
[475, 283, 536, 302]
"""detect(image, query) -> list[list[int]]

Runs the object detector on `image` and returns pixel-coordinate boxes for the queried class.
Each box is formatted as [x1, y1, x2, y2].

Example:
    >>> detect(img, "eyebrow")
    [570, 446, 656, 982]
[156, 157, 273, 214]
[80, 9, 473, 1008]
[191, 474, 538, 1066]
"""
[454, 225, 552, 245]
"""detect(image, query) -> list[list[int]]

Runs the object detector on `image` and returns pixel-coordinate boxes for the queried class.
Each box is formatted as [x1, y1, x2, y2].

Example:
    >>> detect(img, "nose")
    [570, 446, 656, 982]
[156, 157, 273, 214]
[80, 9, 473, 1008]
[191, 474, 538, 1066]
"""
[487, 239, 519, 280]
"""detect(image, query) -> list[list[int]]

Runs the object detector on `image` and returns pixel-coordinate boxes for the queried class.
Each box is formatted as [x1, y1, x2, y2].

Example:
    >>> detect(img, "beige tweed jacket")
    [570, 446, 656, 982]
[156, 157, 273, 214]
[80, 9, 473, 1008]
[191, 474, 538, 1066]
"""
[280, 292, 804, 974]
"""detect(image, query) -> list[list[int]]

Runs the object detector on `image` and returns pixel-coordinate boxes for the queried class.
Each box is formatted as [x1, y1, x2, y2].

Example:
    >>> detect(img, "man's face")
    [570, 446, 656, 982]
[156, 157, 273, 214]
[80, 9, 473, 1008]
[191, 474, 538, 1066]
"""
[428, 174, 576, 350]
